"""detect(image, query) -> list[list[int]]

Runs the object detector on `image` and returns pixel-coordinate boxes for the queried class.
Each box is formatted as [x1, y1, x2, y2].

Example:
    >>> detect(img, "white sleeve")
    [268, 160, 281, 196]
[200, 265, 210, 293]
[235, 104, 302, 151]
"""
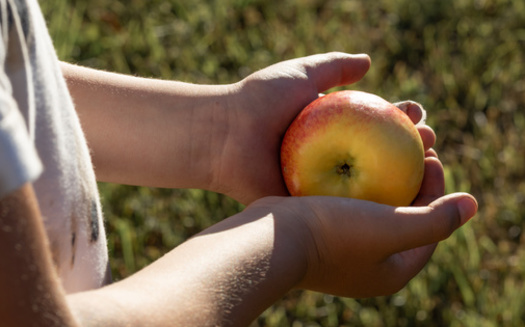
[0, 86, 42, 198]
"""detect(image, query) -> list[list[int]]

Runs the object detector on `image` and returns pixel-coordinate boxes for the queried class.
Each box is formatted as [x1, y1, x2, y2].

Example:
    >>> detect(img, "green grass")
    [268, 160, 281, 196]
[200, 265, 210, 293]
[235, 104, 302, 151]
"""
[42, 0, 525, 325]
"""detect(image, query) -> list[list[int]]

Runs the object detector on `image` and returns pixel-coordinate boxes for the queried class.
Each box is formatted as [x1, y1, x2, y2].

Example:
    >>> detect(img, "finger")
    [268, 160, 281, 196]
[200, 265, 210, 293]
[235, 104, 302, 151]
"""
[394, 100, 434, 149]
[387, 193, 478, 253]
[394, 101, 426, 125]
[417, 125, 436, 150]
[377, 243, 438, 295]
[302, 52, 371, 92]
[379, 158, 445, 278]
[425, 148, 438, 158]
[412, 157, 445, 206]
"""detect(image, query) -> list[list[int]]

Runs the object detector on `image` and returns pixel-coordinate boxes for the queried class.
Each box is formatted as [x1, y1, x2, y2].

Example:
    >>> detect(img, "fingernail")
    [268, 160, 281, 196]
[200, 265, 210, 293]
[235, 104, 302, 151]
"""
[352, 53, 371, 61]
[416, 105, 427, 126]
[458, 197, 478, 225]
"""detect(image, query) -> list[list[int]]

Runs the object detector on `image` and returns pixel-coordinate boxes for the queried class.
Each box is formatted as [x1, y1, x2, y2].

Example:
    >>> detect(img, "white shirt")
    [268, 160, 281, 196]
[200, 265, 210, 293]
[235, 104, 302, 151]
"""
[0, 0, 110, 293]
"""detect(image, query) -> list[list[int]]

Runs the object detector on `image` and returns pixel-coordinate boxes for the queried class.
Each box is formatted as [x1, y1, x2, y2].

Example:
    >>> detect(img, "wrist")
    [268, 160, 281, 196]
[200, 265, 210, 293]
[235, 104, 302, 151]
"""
[188, 82, 244, 193]
[196, 197, 310, 322]
[63, 62, 242, 191]
[195, 82, 253, 196]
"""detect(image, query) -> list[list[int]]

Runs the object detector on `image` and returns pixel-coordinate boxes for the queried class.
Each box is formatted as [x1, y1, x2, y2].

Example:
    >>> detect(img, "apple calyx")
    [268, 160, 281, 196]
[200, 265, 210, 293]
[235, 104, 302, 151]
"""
[336, 162, 353, 177]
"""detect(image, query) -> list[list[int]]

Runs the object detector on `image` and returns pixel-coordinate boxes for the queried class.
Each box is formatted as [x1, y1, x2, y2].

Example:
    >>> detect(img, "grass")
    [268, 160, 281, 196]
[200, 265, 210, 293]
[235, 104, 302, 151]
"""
[42, 0, 525, 325]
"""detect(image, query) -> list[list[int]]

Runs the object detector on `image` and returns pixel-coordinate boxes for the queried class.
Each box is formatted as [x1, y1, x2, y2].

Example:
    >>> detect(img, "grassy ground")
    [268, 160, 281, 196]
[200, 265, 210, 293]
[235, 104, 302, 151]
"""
[42, 0, 525, 326]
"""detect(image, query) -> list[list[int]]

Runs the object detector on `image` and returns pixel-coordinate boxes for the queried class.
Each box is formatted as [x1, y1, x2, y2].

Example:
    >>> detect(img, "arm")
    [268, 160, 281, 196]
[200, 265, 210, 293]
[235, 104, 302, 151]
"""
[62, 53, 477, 326]
[64, 53, 438, 204]
[62, 53, 375, 204]
[66, 158, 477, 327]
[0, 154, 476, 327]
[61, 62, 235, 192]
[0, 184, 79, 327]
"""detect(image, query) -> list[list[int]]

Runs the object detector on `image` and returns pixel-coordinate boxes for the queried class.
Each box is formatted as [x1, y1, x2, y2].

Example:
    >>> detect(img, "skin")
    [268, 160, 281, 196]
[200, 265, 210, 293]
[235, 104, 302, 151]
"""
[0, 185, 80, 326]
[0, 52, 477, 326]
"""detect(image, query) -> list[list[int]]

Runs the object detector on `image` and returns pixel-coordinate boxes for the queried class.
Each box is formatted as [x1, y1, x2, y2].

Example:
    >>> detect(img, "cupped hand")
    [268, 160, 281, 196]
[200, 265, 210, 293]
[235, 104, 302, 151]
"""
[286, 155, 477, 298]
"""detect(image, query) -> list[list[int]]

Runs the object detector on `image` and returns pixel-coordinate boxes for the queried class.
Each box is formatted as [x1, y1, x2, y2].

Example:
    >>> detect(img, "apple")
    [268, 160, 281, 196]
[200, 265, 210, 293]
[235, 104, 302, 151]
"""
[280, 90, 425, 206]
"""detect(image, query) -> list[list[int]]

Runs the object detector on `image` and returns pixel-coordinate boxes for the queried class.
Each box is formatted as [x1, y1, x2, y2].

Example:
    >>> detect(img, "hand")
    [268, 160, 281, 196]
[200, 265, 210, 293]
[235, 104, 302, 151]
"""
[301, 167, 476, 297]
[65, 141, 477, 326]
[247, 152, 477, 298]
[207, 52, 370, 204]
[214, 52, 435, 204]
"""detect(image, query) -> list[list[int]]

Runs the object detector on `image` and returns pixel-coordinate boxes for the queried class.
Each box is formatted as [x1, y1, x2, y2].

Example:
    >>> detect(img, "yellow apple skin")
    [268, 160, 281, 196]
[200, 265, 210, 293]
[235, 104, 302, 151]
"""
[280, 90, 425, 206]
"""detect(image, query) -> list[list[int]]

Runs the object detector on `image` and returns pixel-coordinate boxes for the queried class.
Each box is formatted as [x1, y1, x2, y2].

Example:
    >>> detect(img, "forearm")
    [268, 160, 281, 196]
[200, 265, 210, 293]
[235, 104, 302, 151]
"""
[0, 184, 79, 327]
[61, 62, 237, 190]
[67, 199, 307, 326]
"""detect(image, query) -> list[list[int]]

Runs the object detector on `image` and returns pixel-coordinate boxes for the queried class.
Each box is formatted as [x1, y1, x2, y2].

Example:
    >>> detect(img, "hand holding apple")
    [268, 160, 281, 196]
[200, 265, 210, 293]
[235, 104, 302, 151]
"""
[240, 153, 477, 300]
[212, 52, 434, 205]
[211, 53, 372, 204]
[281, 90, 426, 206]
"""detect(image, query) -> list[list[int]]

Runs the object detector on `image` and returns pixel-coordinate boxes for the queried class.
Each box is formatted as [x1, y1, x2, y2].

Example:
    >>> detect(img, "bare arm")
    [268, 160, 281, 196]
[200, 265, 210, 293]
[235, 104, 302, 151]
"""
[66, 158, 477, 326]
[61, 53, 375, 204]
[67, 203, 304, 326]
[61, 62, 236, 192]
[0, 184, 79, 326]
[0, 162, 476, 327]
[59, 53, 477, 326]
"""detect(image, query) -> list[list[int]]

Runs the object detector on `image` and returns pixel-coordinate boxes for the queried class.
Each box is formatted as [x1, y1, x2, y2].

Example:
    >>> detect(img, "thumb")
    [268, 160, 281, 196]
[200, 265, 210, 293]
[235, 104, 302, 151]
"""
[302, 52, 371, 92]
[389, 193, 478, 253]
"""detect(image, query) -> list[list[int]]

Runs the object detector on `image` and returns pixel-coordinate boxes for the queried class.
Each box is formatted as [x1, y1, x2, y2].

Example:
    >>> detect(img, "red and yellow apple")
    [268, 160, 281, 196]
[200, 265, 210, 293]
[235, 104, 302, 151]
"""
[280, 90, 425, 206]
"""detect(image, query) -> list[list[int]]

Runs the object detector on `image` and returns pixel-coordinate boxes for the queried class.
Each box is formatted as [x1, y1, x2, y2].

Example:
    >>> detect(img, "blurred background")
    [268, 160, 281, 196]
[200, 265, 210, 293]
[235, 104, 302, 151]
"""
[41, 0, 524, 326]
